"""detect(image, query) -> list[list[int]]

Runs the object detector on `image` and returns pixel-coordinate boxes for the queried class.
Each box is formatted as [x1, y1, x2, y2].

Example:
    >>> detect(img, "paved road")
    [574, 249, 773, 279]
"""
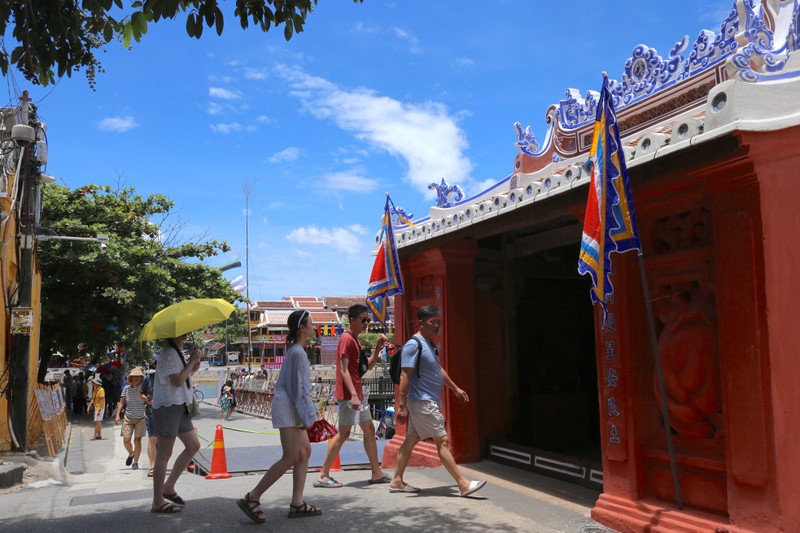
[0, 401, 617, 532]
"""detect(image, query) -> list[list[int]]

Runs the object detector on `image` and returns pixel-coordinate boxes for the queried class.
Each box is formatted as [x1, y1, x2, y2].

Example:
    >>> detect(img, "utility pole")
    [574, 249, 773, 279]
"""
[243, 182, 253, 372]
[10, 91, 36, 450]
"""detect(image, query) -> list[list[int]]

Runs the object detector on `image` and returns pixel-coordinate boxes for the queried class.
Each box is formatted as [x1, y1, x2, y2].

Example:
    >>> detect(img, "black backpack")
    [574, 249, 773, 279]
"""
[389, 337, 423, 385]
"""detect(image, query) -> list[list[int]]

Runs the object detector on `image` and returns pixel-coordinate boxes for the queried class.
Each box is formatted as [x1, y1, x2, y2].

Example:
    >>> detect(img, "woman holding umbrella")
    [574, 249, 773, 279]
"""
[237, 309, 321, 523]
[138, 298, 236, 514]
[150, 334, 202, 514]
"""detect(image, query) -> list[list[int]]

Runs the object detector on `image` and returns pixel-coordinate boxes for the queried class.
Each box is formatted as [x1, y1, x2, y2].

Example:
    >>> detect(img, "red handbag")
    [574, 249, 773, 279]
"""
[307, 419, 338, 443]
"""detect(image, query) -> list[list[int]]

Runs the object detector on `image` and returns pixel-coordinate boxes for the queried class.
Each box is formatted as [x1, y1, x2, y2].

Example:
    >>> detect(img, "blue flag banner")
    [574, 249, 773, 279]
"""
[577, 75, 641, 317]
[367, 195, 406, 325]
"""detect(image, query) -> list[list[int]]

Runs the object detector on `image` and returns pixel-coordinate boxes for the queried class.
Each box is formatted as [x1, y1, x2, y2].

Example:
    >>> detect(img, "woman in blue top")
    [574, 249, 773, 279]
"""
[237, 309, 321, 523]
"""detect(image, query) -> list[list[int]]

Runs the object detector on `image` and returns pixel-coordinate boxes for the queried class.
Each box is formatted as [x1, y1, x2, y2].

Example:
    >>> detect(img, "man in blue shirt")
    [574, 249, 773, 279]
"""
[390, 305, 486, 497]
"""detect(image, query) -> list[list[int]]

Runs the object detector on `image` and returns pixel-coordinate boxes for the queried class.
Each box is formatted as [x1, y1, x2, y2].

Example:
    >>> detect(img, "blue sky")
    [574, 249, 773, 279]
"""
[3, 0, 732, 300]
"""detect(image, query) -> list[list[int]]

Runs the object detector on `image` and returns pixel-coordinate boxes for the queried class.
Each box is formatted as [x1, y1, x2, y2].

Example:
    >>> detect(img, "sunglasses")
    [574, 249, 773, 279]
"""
[360, 317, 371, 324]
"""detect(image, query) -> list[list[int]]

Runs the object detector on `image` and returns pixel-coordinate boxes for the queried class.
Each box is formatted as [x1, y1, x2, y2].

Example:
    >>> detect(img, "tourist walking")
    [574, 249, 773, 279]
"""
[139, 362, 157, 477]
[315, 304, 389, 488]
[150, 336, 202, 514]
[390, 305, 487, 497]
[236, 309, 321, 523]
[115, 367, 147, 470]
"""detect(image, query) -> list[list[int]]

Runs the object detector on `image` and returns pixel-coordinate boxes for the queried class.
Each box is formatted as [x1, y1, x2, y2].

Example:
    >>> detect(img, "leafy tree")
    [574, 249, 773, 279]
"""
[37, 181, 240, 364]
[0, 0, 364, 88]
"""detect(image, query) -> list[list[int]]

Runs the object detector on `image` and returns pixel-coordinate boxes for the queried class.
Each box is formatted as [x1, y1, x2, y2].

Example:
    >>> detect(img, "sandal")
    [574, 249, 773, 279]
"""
[163, 492, 186, 506]
[151, 502, 181, 514]
[237, 492, 266, 524]
[90, 436, 102, 441]
[147, 468, 154, 478]
[287, 501, 321, 519]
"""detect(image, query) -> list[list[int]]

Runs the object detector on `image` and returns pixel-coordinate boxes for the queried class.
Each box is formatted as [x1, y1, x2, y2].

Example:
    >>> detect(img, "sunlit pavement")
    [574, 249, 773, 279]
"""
[0, 401, 617, 532]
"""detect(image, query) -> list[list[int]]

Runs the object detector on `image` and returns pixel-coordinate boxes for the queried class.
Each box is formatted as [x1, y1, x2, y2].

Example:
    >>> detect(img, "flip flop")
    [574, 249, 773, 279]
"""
[163, 492, 186, 505]
[368, 474, 392, 484]
[389, 484, 420, 493]
[313, 477, 343, 488]
[151, 502, 181, 514]
[147, 468, 154, 478]
[460, 480, 487, 497]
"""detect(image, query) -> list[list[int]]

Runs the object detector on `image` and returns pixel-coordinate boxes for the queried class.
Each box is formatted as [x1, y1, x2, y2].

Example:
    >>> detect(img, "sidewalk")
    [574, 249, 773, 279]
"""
[0, 401, 617, 532]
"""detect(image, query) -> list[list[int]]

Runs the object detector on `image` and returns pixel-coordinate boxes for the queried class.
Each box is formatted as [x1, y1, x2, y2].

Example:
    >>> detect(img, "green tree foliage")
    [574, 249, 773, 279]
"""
[0, 0, 363, 88]
[37, 182, 240, 363]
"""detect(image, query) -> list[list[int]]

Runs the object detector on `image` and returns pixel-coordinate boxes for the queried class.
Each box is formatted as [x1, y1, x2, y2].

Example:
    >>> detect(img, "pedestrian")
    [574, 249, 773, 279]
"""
[139, 362, 157, 477]
[219, 386, 234, 421]
[115, 367, 147, 470]
[236, 309, 321, 523]
[220, 372, 238, 419]
[90, 376, 105, 440]
[74, 374, 87, 416]
[62, 370, 73, 414]
[390, 305, 487, 497]
[102, 371, 114, 417]
[314, 304, 389, 488]
[150, 336, 202, 514]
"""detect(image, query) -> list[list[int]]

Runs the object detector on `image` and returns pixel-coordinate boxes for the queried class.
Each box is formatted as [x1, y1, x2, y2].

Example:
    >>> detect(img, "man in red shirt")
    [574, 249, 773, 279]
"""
[315, 304, 389, 487]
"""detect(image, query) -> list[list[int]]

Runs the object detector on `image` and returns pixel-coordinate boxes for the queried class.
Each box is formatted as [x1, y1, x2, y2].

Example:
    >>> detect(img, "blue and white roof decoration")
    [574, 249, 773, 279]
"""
[390, 0, 800, 249]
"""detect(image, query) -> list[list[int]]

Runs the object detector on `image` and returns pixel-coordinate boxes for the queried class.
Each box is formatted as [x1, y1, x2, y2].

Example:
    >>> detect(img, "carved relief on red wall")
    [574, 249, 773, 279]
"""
[653, 279, 721, 439]
[647, 207, 722, 442]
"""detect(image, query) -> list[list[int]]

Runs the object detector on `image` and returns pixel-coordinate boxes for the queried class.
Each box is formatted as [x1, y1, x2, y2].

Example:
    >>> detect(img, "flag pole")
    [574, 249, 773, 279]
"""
[637, 252, 683, 509]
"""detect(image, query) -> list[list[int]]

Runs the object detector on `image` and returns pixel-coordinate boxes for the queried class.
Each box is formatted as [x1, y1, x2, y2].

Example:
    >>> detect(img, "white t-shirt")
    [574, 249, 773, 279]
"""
[152, 344, 193, 409]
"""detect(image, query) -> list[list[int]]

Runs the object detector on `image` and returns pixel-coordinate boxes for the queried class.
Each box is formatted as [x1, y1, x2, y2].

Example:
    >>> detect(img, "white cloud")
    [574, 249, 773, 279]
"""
[294, 249, 314, 259]
[210, 122, 256, 134]
[244, 68, 269, 80]
[268, 147, 301, 163]
[277, 65, 476, 196]
[392, 27, 421, 54]
[455, 57, 475, 67]
[255, 115, 272, 124]
[209, 87, 242, 100]
[320, 169, 378, 193]
[286, 225, 366, 259]
[97, 116, 139, 132]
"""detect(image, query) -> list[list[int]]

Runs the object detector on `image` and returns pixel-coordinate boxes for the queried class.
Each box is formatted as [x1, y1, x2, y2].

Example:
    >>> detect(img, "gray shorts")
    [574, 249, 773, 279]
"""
[337, 400, 372, 426]
[152, 404, 194, 437]
[407, 399, 447, 441]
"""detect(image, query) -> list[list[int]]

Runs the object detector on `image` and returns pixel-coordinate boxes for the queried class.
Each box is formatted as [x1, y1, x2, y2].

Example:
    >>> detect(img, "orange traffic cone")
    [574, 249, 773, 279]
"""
[205, 424, 232, 479]
[329, 438, 343, 473]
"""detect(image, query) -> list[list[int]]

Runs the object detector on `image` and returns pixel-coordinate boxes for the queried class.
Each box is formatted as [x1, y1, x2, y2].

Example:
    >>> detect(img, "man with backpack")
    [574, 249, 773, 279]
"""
[314, 304, 389, 488]
[389, 305, 487, 497]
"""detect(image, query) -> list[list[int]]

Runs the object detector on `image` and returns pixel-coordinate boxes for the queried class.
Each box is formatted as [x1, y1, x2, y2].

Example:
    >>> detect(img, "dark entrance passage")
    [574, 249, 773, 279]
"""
[489, 240, 602, 489]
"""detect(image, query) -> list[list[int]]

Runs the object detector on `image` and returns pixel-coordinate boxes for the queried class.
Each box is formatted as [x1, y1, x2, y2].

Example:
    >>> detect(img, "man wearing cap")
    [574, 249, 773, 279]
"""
[116, 367, 147, 469]
[90, 376, 106, 440]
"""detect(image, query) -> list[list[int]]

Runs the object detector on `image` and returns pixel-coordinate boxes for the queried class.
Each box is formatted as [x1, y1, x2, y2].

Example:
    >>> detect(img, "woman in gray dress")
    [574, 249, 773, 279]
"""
[237, 309, 321, 523]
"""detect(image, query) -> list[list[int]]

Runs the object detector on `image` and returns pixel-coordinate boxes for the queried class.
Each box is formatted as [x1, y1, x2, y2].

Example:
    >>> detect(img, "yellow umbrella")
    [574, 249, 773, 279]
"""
[138, 298, 236, 341]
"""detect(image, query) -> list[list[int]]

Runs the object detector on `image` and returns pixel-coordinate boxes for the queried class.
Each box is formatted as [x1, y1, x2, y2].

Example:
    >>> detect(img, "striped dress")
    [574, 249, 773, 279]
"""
[121, 385, 147, 420]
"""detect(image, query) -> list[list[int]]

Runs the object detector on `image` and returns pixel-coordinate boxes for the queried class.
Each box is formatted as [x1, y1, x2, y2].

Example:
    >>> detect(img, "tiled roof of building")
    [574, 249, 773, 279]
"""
[323, 296, 367, 309]
[310, 311, 340, 323]
[290, 296, 319, 303]
[262, 310, 293, 326]
[253, 300, 294, 309]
